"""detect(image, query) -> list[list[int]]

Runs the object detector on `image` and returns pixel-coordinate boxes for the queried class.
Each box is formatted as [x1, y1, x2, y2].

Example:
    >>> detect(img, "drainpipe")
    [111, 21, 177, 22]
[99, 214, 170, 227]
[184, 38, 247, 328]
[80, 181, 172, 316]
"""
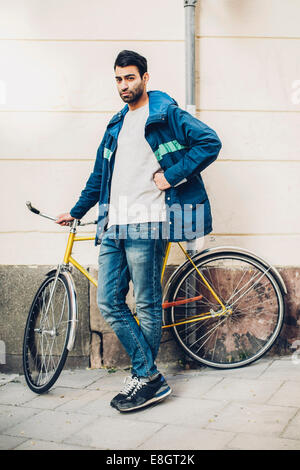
[184, 0, 198, 254]
[183, 1, 198, 350]
[184, 0, 197, 118]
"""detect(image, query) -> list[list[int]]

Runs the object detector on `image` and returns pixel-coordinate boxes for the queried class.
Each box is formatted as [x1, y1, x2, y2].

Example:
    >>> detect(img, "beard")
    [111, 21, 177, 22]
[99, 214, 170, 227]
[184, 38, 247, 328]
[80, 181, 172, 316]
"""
[119, 82, 144, 104]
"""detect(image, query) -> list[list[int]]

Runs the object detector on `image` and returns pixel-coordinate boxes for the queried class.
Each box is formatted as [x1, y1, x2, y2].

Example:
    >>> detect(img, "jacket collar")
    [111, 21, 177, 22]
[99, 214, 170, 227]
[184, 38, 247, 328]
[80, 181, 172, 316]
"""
[107, 90, 177, 132]
[147, 90, 178, 124]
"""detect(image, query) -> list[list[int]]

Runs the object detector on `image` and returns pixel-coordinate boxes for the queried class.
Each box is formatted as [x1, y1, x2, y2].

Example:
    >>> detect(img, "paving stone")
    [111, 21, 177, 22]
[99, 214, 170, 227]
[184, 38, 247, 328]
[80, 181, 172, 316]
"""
[228, 433, 300, 450]
[0, 380, 36, 406]
[62, 389, 161, 422]
[0, 434, 28, 450]
[55, 368, 106, 389]
[159, 362, 194, 376]
[281, 410, 300, 440]
[206, 402, 298, 436]
[5, 409, 95, 442]
[23, 386, 88, 410]
[87, 369, 130, 392]
[202, 377, 283, 404]
[198, 358, 272, 379]
[55, 389, 111, 413]
[64, 416, 164, 450]
[14, 439, 94, 450]
[268, 381, 300, 407]
[58, 391, 227, 428]
[168, 375, 223, 399]
[1, 357, 300, 451]
[137, 424, 235, 450]
[69, 390, 171, 423]
[126, 396, 228, 427]
[70, 391, 127, 418]
[260, 358, 300, 381]
[0, 404, 40, 433]
[0, 374, 19, 387]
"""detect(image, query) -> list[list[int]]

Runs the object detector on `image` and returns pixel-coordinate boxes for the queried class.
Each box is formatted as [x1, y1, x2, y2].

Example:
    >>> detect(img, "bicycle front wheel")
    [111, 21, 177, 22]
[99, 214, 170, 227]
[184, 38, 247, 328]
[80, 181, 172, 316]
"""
[167, 251, 285, 369]
[23, 272, 73, 393]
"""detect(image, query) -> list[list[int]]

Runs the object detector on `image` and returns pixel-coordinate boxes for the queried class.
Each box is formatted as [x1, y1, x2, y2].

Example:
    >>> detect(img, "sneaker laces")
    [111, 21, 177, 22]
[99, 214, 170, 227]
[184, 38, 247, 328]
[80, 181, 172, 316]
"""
[130, 378, 147, 396]
[120, 376, 139, 395]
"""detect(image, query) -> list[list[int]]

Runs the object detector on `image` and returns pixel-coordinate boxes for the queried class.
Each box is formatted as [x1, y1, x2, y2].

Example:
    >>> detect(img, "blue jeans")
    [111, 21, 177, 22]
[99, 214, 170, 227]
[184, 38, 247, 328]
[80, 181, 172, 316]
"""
[97, 222, 168, 379]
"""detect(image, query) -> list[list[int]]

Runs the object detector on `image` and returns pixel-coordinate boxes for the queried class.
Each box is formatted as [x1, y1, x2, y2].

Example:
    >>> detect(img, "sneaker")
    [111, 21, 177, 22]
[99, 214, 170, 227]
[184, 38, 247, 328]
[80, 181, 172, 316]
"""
[110, 375, 139, 409]
[116, 374, 172, 412]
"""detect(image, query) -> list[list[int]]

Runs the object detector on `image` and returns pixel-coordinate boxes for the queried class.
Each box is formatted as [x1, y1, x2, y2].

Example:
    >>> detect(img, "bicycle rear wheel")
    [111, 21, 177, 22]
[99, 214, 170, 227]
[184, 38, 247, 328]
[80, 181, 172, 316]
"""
[167, 251, 285, 368]
[23, 271, 73, 393]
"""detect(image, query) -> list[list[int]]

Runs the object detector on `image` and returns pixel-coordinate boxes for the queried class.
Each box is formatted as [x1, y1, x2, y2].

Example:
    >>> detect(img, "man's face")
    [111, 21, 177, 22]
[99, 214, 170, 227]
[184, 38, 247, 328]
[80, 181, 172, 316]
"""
[115, 65, 148, 104]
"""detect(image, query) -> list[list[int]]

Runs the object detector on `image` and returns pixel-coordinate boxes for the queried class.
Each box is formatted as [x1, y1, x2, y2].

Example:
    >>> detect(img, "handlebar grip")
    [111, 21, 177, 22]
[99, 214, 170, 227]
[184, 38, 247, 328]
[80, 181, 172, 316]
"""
[26, 201, 40, 215]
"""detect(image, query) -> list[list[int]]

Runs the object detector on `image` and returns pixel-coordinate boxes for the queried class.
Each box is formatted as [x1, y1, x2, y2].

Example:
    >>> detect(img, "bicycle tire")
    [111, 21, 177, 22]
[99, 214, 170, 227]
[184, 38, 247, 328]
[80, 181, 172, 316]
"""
[22, 271, 73, 393]
[166, 251, 285, 369]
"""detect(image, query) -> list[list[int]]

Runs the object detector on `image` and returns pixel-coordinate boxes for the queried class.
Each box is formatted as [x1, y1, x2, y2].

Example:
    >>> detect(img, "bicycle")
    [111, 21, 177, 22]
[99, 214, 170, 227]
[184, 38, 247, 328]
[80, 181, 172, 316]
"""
[23, 201, 287, 394]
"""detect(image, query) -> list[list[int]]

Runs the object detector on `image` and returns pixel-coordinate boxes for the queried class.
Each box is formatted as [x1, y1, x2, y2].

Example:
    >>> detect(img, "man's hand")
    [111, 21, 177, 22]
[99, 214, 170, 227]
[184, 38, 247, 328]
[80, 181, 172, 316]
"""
[55, 213, 75, 226]
[153, 171, 171, 191]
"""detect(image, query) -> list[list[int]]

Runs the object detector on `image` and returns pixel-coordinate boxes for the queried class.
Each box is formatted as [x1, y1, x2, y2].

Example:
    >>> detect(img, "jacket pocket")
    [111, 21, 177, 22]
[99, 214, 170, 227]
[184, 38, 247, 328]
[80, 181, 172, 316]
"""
[171, 175, 208, 206]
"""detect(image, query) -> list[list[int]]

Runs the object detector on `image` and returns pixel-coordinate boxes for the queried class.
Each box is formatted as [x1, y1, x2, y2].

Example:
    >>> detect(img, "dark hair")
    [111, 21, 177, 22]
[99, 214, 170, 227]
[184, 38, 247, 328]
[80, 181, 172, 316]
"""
[114, 50, 147, 78]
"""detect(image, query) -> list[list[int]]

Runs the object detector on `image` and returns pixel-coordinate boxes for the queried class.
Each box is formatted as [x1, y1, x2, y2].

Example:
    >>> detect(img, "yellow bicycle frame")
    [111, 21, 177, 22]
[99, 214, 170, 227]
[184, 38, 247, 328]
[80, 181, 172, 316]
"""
[63, 226, 230, 329]
[63, 231, 98, 286]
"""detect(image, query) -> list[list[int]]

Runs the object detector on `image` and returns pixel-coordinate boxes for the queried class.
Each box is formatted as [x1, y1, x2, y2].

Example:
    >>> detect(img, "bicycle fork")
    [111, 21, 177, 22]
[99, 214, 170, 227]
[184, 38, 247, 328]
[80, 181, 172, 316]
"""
[43, 218, 79, 351]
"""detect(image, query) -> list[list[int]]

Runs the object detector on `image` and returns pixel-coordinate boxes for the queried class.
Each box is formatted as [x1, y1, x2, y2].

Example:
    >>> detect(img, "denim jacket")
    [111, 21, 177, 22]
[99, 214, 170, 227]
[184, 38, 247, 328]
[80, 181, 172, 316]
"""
[70, 90, 222, 244]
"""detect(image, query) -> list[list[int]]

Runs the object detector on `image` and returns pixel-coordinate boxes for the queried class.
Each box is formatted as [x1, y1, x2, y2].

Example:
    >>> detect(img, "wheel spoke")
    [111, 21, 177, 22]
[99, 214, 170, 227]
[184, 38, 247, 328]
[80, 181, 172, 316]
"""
[170, 253, 284, 368]
[23, 274, 71, 392]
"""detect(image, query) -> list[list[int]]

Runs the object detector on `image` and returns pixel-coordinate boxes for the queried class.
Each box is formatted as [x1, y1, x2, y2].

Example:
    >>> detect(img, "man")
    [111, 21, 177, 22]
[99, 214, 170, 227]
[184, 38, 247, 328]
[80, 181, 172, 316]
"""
[56, 50, 222, 412]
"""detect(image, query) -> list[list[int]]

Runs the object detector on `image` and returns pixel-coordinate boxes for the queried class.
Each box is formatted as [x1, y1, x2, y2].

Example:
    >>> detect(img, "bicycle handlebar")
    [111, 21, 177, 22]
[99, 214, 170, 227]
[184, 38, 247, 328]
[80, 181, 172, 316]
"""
[26, 201, 57, 221]
[25, 201, 97, 226]
[26, 201, 41, 215]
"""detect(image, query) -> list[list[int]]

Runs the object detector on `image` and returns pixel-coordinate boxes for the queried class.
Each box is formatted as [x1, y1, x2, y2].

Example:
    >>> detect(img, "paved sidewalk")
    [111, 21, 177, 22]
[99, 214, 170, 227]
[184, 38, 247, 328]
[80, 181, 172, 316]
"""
[1, 356, 300, 450]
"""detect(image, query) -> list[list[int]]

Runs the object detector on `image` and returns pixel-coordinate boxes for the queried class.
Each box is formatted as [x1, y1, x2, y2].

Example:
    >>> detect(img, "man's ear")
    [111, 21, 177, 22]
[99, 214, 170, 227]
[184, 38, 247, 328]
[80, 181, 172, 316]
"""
[143, 72, 150, 86]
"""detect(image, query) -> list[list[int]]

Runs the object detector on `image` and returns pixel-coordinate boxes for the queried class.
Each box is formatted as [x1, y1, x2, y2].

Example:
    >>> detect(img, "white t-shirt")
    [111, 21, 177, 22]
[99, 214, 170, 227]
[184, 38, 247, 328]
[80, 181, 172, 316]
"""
[107, 103, 166, 227]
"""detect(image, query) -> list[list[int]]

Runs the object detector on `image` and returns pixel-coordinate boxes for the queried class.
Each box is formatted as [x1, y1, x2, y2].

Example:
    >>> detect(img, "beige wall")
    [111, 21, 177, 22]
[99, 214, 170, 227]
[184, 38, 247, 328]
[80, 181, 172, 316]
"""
[0, 0, 299, 266]
[196, 0, 300, 265]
